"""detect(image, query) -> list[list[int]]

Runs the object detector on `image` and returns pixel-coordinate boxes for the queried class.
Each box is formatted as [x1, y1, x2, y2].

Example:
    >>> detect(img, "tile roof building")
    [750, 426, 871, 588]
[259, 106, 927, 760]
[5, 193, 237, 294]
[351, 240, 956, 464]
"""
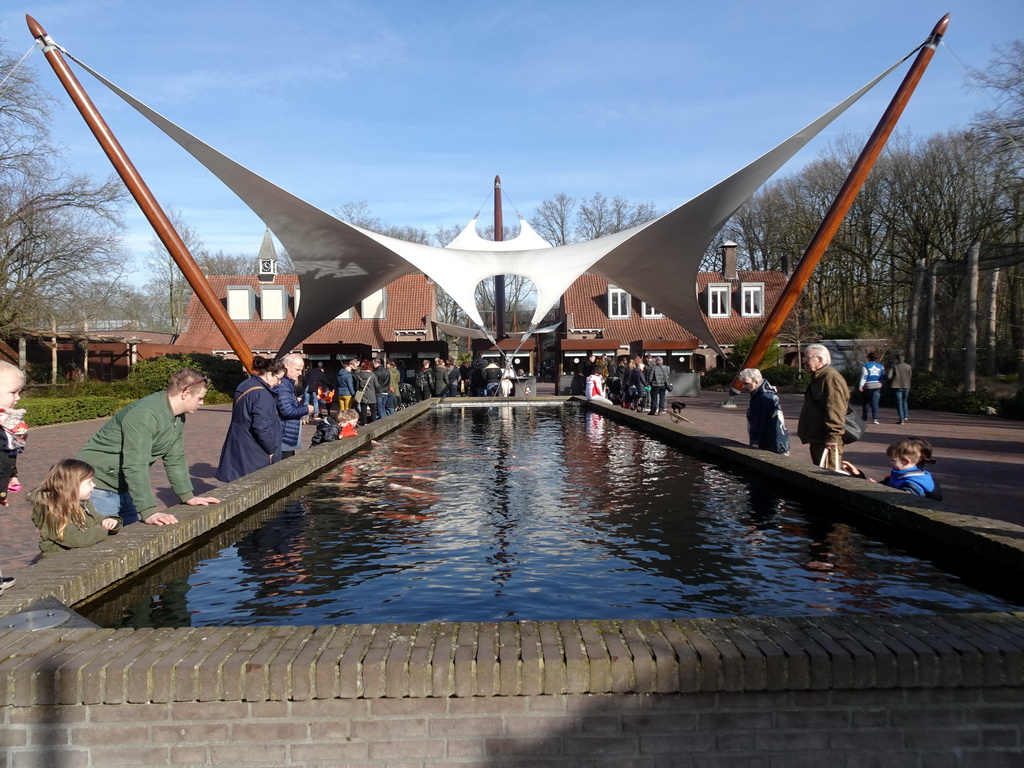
[558, 243, 789, 374]
[174, 232, 440, 365]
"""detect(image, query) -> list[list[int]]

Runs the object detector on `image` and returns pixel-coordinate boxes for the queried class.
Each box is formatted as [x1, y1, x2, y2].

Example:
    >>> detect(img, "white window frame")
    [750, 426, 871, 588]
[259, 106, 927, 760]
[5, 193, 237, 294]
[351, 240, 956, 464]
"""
[226, 286, 254, 321]
[361, 288, 387, 319]
[259, 286, 288, 321]
[640, 302, 662, 319]
[607, 286, 630, 319]
[334, 307, 353, 320]
[707, 284, 730, 318]
[741, 283, 765, 317]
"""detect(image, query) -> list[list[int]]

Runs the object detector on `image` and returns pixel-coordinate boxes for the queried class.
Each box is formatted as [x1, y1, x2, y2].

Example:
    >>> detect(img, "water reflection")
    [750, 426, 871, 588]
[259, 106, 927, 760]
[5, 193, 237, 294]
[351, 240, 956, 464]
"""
[87, 406, 1022, 628]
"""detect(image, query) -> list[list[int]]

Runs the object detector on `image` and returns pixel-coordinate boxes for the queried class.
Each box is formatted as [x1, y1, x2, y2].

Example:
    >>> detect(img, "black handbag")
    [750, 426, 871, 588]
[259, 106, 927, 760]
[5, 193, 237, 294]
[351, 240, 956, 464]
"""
[843, 406, 867, 444]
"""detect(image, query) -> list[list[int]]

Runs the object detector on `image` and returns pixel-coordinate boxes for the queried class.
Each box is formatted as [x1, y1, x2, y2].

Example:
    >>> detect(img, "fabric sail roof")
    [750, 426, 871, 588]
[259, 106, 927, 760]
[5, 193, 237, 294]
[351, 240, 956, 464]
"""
[69, 50, 911, 357]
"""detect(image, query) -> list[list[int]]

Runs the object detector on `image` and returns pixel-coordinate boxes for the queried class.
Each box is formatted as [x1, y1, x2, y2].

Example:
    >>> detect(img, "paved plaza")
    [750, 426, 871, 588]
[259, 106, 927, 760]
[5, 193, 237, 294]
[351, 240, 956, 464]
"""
[1, 382, 1022, 578]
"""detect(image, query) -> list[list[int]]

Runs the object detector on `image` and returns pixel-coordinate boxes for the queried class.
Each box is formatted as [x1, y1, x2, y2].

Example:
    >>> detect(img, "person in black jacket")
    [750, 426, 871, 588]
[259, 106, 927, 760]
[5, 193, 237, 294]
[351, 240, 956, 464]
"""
[373, 358, 393, 417]
[302, 361, 329, 418]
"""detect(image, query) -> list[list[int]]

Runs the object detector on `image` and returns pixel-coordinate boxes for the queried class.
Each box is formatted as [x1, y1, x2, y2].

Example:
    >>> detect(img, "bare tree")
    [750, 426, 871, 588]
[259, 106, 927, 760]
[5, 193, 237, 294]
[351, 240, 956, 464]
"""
[143, 207, 207, 334]
[968, 39, 1024, 157]
[531, 192, 577, 245]
[0, 39, 128, 332]
[434, 224, 462, 247]
[336, 201, 431, 243]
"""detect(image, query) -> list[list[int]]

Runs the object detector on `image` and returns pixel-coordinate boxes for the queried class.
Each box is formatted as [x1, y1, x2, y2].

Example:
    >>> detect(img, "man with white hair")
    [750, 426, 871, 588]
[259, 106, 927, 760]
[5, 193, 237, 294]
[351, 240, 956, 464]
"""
[797, 344, 850, 469]
[276, 354, 314, 458]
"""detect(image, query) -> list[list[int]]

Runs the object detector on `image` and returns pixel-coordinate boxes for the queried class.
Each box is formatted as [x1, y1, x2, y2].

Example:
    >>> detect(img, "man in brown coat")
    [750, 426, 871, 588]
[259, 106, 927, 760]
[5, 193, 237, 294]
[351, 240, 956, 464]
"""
[797, 344, 850, 470]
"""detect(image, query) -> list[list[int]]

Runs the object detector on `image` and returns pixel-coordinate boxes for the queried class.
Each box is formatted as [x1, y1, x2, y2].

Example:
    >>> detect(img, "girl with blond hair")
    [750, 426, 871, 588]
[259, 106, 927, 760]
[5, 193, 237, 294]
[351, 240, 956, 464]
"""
[30, 459, 121, 557]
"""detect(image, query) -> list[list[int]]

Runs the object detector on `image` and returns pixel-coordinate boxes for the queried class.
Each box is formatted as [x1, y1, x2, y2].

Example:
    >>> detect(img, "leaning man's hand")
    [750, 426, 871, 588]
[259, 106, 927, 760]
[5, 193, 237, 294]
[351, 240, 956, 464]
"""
[144, 512, 178, 525]
[185, 496, 220, 506]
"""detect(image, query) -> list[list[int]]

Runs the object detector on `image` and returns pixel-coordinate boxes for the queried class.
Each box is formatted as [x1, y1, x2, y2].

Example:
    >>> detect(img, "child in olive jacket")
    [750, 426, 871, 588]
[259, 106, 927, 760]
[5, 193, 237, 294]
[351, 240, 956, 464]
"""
[30, 460, 122, 557]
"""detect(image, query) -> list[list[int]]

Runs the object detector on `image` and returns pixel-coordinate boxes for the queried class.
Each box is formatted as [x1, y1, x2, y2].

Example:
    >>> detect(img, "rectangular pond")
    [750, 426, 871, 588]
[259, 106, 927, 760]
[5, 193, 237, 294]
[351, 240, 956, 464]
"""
[78, 405, 1023, 627]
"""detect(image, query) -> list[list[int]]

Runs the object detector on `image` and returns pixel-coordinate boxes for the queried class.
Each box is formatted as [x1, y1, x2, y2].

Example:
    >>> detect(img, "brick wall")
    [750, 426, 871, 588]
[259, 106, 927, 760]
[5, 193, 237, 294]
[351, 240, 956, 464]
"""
[3, 689, 1022, 766]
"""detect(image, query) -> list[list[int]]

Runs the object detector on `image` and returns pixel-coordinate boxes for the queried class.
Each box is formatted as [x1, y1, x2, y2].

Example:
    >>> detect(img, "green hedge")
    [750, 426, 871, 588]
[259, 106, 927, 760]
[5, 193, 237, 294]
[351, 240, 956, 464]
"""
[20, 396, 129, 427]
[22, 353, 238, 426]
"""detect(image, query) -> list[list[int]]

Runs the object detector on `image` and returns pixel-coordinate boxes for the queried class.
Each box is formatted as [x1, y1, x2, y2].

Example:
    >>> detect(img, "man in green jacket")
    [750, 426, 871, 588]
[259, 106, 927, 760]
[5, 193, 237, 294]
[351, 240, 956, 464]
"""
[797, 344, 850, 470]
[75, 368, 220, 525]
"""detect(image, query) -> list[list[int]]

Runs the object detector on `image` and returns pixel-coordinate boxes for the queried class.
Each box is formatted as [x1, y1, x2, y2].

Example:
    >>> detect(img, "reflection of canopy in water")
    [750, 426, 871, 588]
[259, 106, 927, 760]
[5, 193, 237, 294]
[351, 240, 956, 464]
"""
[71, 54, 910, 356]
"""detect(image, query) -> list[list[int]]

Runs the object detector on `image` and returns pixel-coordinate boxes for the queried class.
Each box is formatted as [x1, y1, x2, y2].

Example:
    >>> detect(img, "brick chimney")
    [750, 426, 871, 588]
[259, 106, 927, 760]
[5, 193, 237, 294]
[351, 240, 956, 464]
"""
[721, 240, 738, 280]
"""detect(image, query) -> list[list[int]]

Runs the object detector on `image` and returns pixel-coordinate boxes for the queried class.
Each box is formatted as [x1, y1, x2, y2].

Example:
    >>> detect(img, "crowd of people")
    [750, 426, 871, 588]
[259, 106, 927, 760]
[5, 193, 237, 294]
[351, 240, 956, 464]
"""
[582, 353, 674, 415]
[0, 344, 937, 572]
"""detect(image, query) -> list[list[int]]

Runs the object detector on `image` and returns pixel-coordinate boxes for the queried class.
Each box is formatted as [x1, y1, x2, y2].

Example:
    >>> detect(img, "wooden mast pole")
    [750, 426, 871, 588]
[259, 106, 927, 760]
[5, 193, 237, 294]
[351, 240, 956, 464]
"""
[725, 14, 949, 401]
[26, 15, 255, 373]
[493, 175, 506, 342]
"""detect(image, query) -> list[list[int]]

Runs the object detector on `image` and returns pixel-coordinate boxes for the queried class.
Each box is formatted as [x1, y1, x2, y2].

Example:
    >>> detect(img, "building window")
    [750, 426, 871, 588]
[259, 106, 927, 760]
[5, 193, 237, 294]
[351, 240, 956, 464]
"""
[741, 284, 764, 317]
[640, 302, 662, 318]
[361, 288, 387, 319]
[707, 284, 730, 318]
[226, 287, 253, 321]
[335, 307, 352, 320]
[607, 286, 629, 318]
[260, 286, 288, 321]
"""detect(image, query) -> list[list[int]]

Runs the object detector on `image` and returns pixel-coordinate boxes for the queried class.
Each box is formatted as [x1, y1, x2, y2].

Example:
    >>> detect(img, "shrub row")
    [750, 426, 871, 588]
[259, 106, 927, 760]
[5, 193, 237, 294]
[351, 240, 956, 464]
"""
[22, 353, 240, 425]
[21, 396, 129, 427]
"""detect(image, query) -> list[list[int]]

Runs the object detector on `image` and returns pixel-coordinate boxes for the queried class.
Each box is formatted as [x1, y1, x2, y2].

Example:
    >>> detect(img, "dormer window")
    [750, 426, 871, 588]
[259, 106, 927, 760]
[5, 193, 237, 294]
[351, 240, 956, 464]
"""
[362, 288, 387, 319]
[741, 284, 764, 317]
[641, 302, 662, 319]
[227, 286, 254, 321]
[608, 286, 629, 318]
[260, 286, 288, 321]
[707, 284, 730, 318]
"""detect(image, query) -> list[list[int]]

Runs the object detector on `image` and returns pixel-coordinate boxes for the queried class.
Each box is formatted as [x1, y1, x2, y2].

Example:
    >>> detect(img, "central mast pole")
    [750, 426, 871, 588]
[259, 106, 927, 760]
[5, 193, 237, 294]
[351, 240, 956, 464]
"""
[26, 14, 255, 373]
[493, 175, 506, 342]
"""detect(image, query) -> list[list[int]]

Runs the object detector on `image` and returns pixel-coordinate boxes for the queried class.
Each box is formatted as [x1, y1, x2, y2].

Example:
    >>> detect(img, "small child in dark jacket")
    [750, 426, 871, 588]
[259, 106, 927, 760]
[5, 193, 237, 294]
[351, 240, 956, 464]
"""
[30, 459, 122, 557]
[843, 438, 942, 501]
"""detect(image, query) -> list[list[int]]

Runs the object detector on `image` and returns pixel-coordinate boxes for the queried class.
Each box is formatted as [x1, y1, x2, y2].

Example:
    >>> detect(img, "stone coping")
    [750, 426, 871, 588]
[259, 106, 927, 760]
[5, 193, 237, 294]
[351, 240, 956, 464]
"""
[1, 613, 1023, 707]
[1, 397, 1024, 706]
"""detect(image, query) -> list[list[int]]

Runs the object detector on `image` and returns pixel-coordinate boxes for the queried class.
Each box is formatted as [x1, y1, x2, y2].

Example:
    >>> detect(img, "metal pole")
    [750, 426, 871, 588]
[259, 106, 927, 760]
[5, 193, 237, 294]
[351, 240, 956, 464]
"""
[493, 175, 506, 342]
[26, 15, 255, 373]
[724, 14, 949, 401]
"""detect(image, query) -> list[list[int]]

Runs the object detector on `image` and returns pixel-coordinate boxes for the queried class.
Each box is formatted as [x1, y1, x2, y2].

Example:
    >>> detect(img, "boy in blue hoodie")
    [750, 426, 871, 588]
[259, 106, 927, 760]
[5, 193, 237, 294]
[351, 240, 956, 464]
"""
[843, 438, 942, 501]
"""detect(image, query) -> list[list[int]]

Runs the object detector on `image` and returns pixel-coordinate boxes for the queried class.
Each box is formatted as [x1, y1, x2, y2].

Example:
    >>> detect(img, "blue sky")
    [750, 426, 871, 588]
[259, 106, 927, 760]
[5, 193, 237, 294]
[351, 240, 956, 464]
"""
[1, 1, 1021, 280]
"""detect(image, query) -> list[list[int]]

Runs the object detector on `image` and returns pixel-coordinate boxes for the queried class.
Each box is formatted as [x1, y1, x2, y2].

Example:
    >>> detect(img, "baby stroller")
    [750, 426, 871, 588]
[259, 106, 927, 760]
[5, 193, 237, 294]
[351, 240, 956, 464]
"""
[396, 382, 417, 410]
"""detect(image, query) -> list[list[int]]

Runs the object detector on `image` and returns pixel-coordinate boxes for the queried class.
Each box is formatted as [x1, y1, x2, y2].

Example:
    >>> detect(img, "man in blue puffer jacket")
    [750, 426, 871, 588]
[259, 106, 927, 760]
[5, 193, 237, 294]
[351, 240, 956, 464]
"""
[276, 354, 314, 459]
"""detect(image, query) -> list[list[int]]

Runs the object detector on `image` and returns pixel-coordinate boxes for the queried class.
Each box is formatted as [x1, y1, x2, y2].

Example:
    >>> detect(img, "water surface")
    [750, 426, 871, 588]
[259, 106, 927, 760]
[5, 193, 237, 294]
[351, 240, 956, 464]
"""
[81, 406, 1022, 627]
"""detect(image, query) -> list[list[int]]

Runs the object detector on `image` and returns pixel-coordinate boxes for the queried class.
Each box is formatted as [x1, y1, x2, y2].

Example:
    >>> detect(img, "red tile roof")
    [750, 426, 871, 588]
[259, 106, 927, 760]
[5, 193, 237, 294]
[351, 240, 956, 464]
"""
[175, 274, 436, 352]
[564, 271, 788, 347]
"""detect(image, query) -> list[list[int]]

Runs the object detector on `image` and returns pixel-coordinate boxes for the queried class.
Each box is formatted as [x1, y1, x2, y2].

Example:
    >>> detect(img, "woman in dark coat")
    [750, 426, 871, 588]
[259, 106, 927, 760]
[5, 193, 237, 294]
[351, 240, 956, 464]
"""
[216, 357, 286, 482]
[738, 368, 790, 454]
[354, 360, 378, 425]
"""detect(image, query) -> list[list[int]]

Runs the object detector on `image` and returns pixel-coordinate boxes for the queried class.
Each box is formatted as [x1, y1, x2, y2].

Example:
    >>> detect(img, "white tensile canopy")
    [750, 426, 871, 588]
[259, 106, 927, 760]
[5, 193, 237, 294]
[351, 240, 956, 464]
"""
[72, 54, 908, 357]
